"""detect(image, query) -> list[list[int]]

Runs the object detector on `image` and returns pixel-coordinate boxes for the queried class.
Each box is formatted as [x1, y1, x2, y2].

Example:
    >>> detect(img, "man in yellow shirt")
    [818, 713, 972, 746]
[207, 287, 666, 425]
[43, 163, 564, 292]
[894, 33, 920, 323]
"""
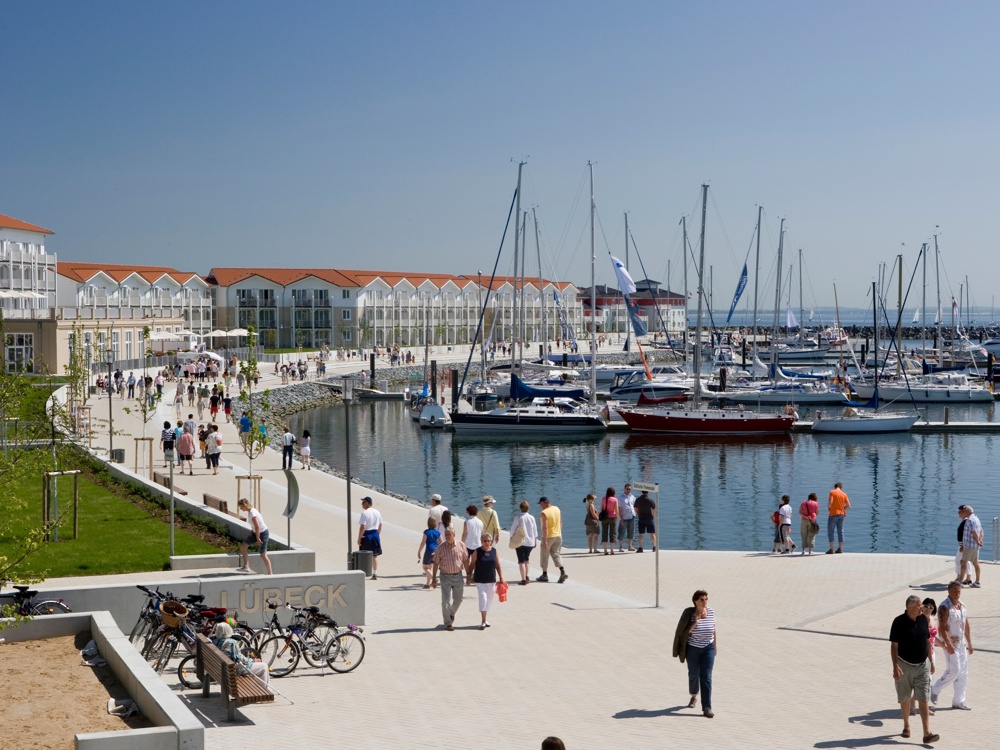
[826, 481, 851, 555]
[537, 497, 568, 584]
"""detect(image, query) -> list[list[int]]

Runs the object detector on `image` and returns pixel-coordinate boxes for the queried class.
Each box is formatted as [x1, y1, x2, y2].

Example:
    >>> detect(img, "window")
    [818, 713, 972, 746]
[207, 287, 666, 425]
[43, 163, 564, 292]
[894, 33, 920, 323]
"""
[5, 333, 34, 373]
[342, 309, 352, 321]
[342, 289, 350, 299]
[343, 330, 352, 342]
[125, 331, 133, 361]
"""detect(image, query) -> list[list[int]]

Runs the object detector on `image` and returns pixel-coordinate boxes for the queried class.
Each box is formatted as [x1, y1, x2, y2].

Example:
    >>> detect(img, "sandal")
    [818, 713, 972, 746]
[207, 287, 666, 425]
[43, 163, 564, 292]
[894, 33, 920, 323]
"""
[901, 728, 910, 738]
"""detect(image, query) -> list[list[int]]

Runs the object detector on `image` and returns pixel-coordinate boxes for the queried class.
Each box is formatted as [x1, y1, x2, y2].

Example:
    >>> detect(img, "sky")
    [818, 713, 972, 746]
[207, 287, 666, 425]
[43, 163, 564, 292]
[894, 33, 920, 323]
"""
[3, 1, 1000, 315]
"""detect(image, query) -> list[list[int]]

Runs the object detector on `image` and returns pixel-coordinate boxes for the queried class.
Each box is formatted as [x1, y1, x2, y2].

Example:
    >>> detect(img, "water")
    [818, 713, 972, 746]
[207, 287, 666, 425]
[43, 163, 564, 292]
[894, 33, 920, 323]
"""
[286, 401, 1000, 556]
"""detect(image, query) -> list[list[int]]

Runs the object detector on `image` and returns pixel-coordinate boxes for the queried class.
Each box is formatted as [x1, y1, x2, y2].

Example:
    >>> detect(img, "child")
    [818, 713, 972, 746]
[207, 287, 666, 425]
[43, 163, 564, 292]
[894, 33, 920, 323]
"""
[417, 518, 441, 589]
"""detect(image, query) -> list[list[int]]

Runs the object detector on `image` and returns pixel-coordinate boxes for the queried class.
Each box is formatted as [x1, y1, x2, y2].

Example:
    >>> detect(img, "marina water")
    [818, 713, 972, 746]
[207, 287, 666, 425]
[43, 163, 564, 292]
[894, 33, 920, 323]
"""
[287, 401, 1000, 556]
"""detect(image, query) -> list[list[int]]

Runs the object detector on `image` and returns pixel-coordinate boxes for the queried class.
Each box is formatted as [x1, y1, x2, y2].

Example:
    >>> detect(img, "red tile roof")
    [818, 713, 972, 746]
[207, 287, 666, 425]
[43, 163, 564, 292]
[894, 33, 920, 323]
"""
[57, 262, 205, 285]
[0, 213, 54, 235]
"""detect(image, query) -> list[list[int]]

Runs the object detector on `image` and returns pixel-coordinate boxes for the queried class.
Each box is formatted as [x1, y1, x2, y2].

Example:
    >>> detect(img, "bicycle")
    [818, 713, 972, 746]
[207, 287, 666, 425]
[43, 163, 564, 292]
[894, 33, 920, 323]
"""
[0, 582, 71, 616]
[257, 603, 365, 677]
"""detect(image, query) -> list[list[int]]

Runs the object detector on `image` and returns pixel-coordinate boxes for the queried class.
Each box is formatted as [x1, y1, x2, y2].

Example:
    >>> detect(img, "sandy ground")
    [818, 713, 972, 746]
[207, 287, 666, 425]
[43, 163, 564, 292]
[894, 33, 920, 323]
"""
[0, 632, 150, 748]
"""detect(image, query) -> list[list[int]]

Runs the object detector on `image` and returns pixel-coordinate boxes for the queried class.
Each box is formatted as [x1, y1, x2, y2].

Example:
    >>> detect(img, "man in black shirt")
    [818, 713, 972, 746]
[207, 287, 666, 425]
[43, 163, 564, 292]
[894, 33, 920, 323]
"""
[889, 595, 938, 744]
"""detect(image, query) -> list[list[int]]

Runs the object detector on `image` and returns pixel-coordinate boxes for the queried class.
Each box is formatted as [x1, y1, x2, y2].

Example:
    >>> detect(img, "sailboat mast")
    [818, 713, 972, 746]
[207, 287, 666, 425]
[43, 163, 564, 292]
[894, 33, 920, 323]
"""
[921, 241, 927, 357]
[896, 253, 903, 377]
[533, 208, 546, 359]
[519, 210, 527, 363]
[693, 184, 708, 401]
[682, 216, 689, 366]
[512, 161, 523, 370]
[752, 206, 761, 365]
[770, 219, 785, 372]
[624, 211, 630, 351]
[798, 247, 804, 339]
[589, 162, 597, 406]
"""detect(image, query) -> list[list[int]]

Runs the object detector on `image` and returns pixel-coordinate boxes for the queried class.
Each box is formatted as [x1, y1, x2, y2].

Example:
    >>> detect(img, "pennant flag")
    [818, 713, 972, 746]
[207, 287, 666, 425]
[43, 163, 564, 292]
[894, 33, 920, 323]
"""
[610, 255, 637, 295]
[625, 296, 648, 337]
[725, 263, 749, 325]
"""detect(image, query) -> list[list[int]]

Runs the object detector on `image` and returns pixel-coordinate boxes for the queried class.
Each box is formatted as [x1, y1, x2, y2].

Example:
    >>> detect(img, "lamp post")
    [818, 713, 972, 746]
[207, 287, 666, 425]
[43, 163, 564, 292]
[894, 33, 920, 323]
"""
[103, 347, 116, 458]
[342, 376, 354, 568]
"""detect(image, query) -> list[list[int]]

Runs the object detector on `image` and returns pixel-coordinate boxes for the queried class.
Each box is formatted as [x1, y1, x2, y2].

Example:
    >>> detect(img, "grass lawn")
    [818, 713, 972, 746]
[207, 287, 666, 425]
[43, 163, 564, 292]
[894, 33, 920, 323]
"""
[2, 466, 234, 579]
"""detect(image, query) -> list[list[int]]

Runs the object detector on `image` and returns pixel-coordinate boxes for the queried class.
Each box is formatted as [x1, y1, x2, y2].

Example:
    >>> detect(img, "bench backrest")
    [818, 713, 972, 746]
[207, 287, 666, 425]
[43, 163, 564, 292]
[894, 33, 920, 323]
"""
[196, 633, 238, 695]
[202, 493, 230, 515]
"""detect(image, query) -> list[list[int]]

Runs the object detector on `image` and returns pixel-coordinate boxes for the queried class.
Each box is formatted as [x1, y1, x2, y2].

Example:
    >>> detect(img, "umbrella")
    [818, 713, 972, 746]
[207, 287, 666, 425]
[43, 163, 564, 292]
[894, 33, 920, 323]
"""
[226, 328, 249, 336]
[149, 330, 182, 340]
[207, 329, 229, 338]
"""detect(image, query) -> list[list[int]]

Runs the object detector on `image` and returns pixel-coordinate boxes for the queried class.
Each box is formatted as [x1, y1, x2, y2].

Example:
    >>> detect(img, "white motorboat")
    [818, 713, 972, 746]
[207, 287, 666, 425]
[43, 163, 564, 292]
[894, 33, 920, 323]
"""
[811, 410, 919, 434]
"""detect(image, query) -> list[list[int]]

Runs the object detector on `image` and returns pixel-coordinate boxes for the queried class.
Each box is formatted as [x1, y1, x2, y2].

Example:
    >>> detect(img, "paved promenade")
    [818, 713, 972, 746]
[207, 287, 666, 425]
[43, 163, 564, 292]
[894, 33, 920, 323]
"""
[53, 352, 1000, 749]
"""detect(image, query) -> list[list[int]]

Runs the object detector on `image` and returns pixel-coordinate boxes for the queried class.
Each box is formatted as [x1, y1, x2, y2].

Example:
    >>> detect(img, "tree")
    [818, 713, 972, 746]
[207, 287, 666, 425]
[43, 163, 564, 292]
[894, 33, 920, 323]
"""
[121, 328, 161, 440]
[236, 326, 271, 483]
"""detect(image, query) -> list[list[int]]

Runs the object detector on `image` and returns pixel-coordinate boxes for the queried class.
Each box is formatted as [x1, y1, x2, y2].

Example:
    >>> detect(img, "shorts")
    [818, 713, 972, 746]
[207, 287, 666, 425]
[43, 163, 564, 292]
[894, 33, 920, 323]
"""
[361, 530, 383, 557]
[894, 658, 931, 704]
[422, 547, 437, 566]
[779, 525, 792, 542]
[960, 547, 980, 563]
[245, 528, 270, 553]
[515, 545, 534, 564]
[179, 453, 193, 462]
[638, 518, 655, 534]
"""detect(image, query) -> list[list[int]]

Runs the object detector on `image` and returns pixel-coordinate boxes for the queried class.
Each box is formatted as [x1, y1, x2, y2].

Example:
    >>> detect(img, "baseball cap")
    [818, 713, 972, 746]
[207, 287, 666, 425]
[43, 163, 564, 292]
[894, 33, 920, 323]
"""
[538, 496, 549, 504]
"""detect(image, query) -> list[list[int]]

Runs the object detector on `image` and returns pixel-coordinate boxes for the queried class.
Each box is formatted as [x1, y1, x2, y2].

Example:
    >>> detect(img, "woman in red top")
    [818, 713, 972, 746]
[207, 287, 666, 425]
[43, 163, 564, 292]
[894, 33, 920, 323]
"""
[601, 487, 619, 555]
[799, 492, 819, 555]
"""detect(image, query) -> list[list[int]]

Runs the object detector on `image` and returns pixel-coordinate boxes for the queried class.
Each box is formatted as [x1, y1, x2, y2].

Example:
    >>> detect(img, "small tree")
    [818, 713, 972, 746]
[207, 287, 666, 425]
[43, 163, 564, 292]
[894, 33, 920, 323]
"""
[122, 327, 161, 439]
[237, 326, 271, 482]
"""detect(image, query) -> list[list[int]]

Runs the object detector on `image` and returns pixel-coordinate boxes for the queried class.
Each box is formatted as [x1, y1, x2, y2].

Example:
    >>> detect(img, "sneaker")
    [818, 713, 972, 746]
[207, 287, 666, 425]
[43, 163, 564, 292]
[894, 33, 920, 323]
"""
[558, 572, 568, 584]
[826, 550, 834, 555]
[970, 582, 981, 588]
[930, 691, 938, 705]
[636, 547, 644, 553]
[835, 549, 843, 554]
[479, 623, 487, 630]
[536, 573, 549, 582]
[952, 702, 972, 710]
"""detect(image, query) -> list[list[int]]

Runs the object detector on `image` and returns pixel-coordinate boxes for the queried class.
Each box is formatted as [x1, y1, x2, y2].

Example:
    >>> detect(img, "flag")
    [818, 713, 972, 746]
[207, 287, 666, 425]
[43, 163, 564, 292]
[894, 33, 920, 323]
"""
[725, 263, 749, 325]
[610, 255, 637, 295]
[625, 296, 648, 337]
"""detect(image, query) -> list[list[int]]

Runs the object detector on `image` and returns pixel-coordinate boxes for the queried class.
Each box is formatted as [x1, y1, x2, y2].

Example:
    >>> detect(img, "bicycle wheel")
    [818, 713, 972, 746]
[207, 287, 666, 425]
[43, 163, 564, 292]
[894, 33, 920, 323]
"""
[257, 635, 299, 678]
[128, 615, 152, 647]
[31, 600, 71, 615]
[177, 654, 203, 689]
[150, 635, 178, 675]
[142, 630, 167, 660]
[325, 632, 365, 673]
[301, 623, 336, 668]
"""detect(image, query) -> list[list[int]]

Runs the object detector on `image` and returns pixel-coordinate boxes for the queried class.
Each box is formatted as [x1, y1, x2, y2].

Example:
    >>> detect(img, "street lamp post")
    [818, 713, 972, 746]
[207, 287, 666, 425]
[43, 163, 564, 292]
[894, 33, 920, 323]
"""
[342, 376, 354, 569]
[103, 347, 116, 458]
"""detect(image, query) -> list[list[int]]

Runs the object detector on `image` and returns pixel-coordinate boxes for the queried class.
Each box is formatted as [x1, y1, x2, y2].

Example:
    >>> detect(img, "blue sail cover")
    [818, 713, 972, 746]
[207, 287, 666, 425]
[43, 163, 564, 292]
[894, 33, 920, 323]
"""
[510, 374, 585, 401]
[725, 263, 748, 325]
[625, 296, 647, 336]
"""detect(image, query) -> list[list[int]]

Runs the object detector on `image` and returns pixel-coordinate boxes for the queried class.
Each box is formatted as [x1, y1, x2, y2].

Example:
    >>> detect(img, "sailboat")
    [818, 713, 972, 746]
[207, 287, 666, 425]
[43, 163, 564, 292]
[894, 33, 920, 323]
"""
[616, 185, 795, 435]
[450, 162, 607, 434]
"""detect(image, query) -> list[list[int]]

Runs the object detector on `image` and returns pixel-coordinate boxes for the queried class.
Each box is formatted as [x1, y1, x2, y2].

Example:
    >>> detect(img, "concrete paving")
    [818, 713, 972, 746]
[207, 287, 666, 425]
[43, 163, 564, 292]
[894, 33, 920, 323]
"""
[49, 350, 1000, 749]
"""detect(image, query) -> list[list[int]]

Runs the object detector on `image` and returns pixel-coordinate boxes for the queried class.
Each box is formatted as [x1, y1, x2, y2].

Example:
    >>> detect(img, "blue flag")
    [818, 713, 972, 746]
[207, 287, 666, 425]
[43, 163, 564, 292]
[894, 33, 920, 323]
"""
[625, 296, 647, 337]
[725, 263, 748, 325]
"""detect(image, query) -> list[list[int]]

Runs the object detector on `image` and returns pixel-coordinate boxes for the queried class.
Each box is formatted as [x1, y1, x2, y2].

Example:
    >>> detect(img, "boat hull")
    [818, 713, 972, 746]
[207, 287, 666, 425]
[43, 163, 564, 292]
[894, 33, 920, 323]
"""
[852, 384, 994, 403]
[616, 408, 794, 435]
[449, 412, 607, 433]
[811, 414, 919, 434]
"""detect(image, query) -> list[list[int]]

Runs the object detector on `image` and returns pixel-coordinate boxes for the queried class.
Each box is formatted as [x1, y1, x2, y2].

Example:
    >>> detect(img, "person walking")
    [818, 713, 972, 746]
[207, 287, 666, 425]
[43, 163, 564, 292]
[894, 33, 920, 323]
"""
[173, 386, 184, 419]
[222, 392, 233, 423]
[126, 371, 136, 399]
[357, 497, 383, 581]
[931, 581, 973, 710]
[428, 493, 448, 534]
[205, 423, 223, 475]
[957, 504, 984, 587]
[799, 492, 820, 555]
[617, 483, 636, 552]
[952, 506, 973, 586]
[462, 505, 484, 584]
[777, 495, 795, 554]
[479, 495, 501, 544]
[600, 487, 619, 555]
[509, 500, 537, 585]
[299, 429, 312, 470]
[176, 425, 196, 476]
[826, 481, 850, 554]
[432, 527, 468, 631]
[583, 493, 600, 553]
[417, 518, 441, 589]
[634, 489, 657, 552]
[469, 533, 504, 630]
[674, 589, 716, 718]
[159, 420, 175, 468]
[237, 498, 273, 575]
[281, 426, 297, 470]
[890, 595, 938, 743]
[536, 497, 568, 583]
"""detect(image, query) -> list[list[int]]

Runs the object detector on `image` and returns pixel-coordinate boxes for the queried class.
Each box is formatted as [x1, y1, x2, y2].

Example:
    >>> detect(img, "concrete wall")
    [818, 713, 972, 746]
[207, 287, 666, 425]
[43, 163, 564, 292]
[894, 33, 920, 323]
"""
[31, 570, 366, 633]
[168, 548, 316, 574]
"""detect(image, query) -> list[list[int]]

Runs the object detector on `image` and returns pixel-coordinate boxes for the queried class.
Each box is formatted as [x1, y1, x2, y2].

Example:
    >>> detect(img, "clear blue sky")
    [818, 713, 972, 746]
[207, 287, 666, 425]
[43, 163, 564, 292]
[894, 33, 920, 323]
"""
[3, 1, 999, 314]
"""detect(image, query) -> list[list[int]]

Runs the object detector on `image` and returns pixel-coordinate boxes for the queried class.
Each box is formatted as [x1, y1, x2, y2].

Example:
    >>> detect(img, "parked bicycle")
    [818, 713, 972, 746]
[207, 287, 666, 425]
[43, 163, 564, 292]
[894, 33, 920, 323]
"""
[257, 603, 365, 677]
[0, 582, 71, 616]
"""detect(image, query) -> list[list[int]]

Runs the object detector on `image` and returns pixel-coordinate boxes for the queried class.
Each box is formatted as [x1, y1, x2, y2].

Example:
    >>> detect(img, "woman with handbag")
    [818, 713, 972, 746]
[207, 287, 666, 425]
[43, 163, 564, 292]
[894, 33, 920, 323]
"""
[799, 492, 820, 555]
[600, 487, 619, 555]
[509, 500, 537, 585]
[469, 533, 504, 630]
[583, 493, 600, 553]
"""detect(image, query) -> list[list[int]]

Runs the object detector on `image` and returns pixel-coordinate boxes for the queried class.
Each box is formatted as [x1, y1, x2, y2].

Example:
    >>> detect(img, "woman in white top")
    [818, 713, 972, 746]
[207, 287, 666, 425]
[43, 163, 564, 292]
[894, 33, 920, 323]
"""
[509, 500, 538, 585]
[237, 498, 272, 575]
[462, 505, 484, 584]
[299, 429, 312, 470]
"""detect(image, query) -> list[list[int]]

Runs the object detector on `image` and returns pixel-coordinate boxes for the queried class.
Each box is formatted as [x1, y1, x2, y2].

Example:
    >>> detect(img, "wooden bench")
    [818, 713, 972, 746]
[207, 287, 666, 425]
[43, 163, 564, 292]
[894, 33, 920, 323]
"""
[152, 471, 187, 496]
[202, 493, 234, 516]
[195, 634, 273, 721]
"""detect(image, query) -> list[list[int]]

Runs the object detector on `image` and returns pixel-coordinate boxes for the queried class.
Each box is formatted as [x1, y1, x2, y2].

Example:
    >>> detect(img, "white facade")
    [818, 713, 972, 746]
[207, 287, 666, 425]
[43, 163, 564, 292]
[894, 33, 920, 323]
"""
[0, 229, 57, 319]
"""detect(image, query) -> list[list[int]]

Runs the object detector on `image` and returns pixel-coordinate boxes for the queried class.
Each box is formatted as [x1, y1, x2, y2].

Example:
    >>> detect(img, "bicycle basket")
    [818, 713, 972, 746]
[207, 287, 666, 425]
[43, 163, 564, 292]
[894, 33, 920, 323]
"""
[159, 600, 189, 628]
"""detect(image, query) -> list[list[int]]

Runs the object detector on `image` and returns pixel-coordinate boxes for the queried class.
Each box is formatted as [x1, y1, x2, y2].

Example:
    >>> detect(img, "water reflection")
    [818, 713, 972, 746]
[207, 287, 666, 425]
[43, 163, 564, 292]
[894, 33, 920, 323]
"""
[288, 401, 999, 555]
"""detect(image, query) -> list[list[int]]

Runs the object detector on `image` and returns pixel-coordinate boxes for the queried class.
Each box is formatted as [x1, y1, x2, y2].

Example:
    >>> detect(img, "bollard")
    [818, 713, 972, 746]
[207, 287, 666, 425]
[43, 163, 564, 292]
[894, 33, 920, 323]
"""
[943, 406, 949, 425]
